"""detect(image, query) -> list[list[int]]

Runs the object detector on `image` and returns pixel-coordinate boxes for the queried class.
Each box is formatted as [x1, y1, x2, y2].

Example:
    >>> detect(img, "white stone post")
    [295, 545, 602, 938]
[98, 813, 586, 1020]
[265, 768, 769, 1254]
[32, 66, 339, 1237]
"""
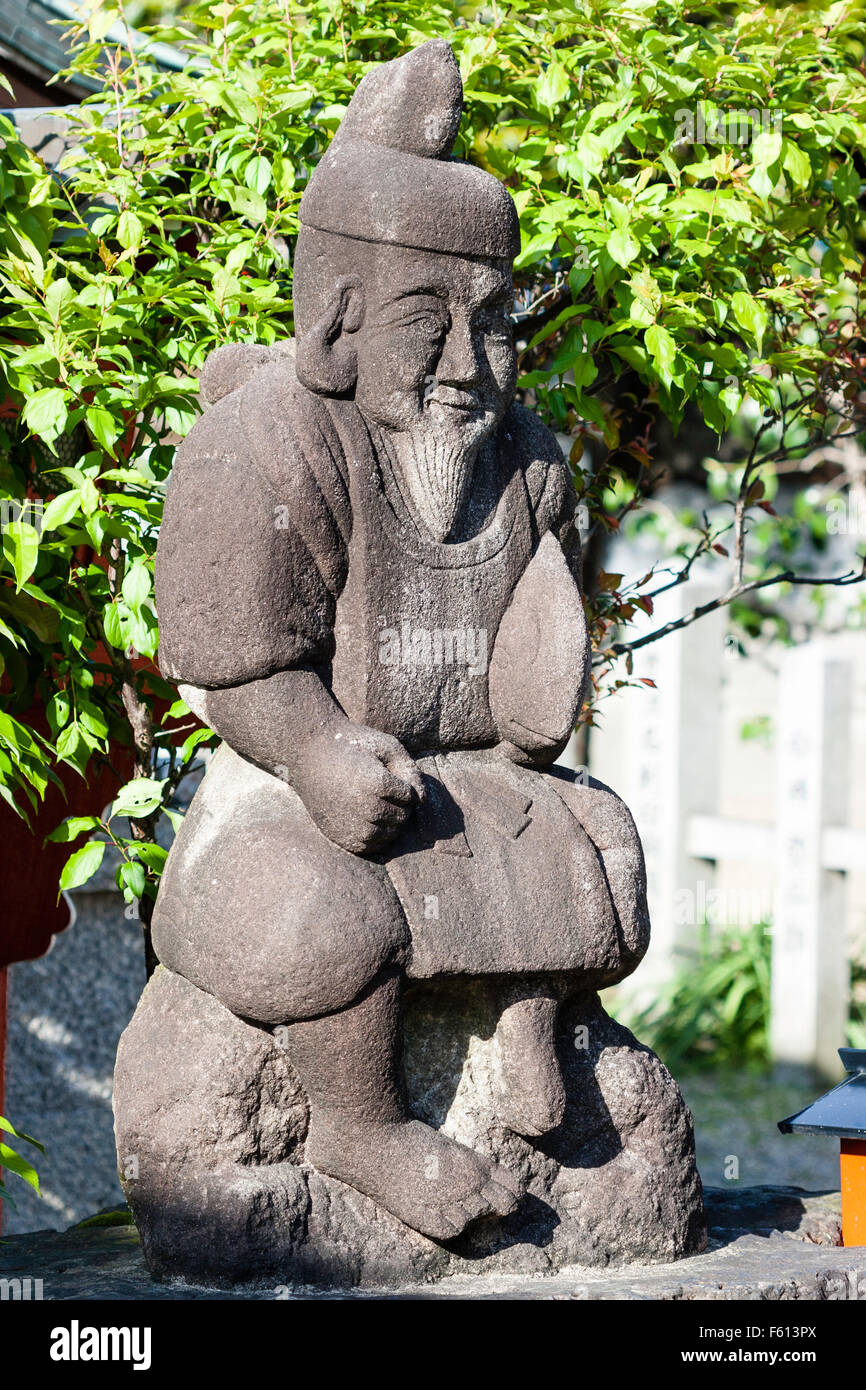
[771, 643, 851, 1079]
[601, 582, 726, 996]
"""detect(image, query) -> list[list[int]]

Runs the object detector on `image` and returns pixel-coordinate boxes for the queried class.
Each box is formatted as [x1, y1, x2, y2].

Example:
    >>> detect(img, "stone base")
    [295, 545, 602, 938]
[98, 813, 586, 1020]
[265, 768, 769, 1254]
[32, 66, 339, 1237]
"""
[113, 967, 705, 1288]
[4, 1191, 857, 1301]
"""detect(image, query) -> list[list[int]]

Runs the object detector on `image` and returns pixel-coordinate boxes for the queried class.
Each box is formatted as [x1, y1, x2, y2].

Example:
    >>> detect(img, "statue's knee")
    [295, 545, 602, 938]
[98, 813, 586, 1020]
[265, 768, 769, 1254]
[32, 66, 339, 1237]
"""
[547, 771, 650, 966]
[553, 772, 644, 857]
[257, 877, 409, 1024]
[153, 829, 409, 1026]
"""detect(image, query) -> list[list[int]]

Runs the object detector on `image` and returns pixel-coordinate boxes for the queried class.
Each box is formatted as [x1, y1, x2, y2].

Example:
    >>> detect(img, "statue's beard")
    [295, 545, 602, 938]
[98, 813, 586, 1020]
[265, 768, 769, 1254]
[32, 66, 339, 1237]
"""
[389, 404, 489, 542]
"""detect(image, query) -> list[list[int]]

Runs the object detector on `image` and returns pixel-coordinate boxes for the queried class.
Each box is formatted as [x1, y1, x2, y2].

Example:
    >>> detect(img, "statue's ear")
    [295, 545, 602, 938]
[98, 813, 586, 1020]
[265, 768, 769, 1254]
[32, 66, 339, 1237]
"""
[295, 278, 365, 396]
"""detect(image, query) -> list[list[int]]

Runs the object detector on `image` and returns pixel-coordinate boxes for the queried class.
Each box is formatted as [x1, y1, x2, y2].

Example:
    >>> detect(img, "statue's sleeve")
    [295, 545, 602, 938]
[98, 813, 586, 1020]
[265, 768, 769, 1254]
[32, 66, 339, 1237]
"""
[507, 404, 583, 585]
[155, 366, 351, 689]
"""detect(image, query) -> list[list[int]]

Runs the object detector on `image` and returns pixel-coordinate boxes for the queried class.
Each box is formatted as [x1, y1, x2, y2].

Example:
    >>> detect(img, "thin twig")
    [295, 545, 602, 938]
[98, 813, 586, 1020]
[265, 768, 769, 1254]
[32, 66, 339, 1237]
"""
[596, 557, 866, 663]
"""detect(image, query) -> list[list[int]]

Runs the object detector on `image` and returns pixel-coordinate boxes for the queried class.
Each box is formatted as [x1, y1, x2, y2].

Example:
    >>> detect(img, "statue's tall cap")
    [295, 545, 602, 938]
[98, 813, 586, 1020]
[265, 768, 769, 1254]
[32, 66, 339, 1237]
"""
[298, 39, 520, 260]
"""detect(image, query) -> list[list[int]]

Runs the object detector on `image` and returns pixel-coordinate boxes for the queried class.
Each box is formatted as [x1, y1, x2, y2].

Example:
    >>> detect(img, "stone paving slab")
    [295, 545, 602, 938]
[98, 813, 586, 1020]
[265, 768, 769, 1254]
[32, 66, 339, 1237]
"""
[2, 1187, 864, 1301]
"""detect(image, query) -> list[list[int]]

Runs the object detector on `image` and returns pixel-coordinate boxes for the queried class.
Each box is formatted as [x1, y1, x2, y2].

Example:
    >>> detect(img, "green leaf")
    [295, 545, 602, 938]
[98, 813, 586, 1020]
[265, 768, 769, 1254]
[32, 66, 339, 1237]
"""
[122, 561, 151, 610]
[79, 706, 108, 741]
[751, 130, 783, 170]
[87, 5, 119, 41]
[731, 291, 769, 355]
[0, 586, 58, 643]
[103, 602, 125, 649]
[79, 477, 100, 517]
[59, 839, 106, 892]
[832, 161, 861, 206]
[134, 842, 167, 872]
[782, 140, 811, 189]
[45, 689, 71, 734]
[40, 490, 82, 531]
[0, 1116, 45, 1152]
[526, 303, 592, 350]
[223, 184, 267, 224]
[45, 277, 74, 321]
[111, 777, 166, 818]
[536, 61, 570, 113]
[244, 155, 272, 196]
[47, 814, 101, 844]
[0, 1143, 40, 1192]
[644, 324, 677, 386]
[221, 85, 258, 124]
[606, 227, 640, 269]
[22, 387, 67, 444]
[86, 406, 120, 453]
[179, 727, 214, 763]
[119, 860, 146, 899]
[117, 210, 144, 250]
[2, 522, 40, 592]
[55, 723, 81, 760]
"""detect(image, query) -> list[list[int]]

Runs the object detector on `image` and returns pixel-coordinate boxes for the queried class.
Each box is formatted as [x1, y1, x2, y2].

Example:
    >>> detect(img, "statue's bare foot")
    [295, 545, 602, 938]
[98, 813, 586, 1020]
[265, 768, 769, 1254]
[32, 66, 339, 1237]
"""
[306, 1115, 521, 1241]
[492, 994, 566, 1138]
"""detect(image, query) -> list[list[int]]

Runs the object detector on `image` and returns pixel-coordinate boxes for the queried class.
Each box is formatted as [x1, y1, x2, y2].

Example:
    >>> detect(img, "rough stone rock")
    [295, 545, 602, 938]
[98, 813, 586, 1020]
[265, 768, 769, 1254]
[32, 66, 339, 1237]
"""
[704, 1186, 843, 1248]
[115, 968, 703, 1288]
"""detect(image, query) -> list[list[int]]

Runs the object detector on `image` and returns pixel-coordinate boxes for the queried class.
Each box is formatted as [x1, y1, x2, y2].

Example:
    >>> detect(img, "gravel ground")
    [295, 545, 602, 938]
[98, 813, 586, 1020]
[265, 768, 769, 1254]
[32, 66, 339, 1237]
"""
[678, 1069, 841, 1192]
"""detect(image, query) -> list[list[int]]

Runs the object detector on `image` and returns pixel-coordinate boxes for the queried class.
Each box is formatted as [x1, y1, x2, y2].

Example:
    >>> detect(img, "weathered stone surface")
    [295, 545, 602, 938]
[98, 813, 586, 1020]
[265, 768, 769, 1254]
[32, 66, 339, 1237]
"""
[3, 1189, 860, 1301]
[115, 968, 702, 1287]
[704, 1185, 843, 1248]
[116, 38, 704, 1278]
[297, 40, 519, 259]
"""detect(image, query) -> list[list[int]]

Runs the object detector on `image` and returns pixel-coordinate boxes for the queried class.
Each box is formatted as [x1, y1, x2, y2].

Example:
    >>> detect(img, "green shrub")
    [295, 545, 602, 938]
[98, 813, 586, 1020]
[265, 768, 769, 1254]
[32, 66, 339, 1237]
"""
[613, 921, 773, 1070]
[0, 0, 862, 917]
[0, 1115, 43, 1209]
[614, 923, 866, 1070]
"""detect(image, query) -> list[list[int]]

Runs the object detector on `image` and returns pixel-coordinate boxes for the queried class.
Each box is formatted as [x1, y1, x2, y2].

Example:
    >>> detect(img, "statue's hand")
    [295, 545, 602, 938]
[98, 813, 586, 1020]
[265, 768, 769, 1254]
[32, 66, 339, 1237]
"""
[294, 722, 425, 855]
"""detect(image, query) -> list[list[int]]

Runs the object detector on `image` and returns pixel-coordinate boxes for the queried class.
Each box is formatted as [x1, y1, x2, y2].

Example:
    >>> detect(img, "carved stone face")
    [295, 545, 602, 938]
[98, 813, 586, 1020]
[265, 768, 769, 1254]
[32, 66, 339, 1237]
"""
[292, 230, 518, 539]
[351, 246, 516, 539]
[351, 246, 515, 437]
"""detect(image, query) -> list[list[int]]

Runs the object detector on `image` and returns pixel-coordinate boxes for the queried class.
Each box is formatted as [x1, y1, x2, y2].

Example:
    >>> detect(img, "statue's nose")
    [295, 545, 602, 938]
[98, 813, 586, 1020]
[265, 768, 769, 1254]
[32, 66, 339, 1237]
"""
[436, 317, 482, 388]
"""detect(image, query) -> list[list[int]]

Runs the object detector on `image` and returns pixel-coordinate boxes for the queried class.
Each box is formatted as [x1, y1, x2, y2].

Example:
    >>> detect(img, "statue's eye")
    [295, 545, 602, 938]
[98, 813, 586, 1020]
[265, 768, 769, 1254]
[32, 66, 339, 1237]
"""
[399, 310, 446, 337]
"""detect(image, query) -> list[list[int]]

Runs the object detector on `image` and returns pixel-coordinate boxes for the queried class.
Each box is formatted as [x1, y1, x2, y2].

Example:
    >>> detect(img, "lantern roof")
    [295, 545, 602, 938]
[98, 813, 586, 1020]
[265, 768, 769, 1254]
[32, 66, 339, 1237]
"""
[778, 1049, 866, 1140]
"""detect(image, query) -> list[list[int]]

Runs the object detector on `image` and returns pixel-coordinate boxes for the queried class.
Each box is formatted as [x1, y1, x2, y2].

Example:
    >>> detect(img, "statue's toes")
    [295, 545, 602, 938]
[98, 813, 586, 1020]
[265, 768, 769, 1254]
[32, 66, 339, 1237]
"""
[481, 1170, 521, 1217]
[496, 1077, 567, 1139]
[418, 1205, 467, 1241]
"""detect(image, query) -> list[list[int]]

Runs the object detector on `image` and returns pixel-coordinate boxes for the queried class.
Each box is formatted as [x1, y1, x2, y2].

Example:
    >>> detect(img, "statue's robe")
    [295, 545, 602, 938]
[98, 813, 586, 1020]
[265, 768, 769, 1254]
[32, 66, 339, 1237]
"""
[152, 354, 650, 1024]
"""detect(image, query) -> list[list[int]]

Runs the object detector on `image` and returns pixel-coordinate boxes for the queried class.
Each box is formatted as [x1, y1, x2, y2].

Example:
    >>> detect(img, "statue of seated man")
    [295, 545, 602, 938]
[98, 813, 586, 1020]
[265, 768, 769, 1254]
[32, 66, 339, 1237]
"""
[118, 41, 702, 1274]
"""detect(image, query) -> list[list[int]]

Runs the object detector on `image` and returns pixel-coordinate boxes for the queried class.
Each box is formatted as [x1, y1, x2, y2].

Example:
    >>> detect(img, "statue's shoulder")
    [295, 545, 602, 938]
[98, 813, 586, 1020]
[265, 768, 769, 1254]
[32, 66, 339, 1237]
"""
[171, 344, 351, 558]
[501, 402, 575, 525]
[178, 342, 340, 493]
[176, 343, 297, 467]
[199, 341, 297, 410]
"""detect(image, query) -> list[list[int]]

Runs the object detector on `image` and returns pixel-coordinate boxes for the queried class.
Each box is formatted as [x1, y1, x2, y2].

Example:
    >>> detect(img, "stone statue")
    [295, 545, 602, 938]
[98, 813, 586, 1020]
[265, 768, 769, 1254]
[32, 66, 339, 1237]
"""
[115, 40, 705, 1287]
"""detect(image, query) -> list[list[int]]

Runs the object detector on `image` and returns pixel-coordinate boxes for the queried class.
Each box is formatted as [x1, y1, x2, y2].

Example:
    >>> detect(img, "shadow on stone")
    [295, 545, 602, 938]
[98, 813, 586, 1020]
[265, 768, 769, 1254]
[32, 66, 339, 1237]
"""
[704, 1185, 843, 1250]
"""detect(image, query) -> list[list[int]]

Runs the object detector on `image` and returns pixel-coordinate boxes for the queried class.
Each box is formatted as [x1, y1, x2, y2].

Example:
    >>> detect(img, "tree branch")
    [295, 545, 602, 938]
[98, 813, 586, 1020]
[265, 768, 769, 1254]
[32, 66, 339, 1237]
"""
[596, 557, 866, 663]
